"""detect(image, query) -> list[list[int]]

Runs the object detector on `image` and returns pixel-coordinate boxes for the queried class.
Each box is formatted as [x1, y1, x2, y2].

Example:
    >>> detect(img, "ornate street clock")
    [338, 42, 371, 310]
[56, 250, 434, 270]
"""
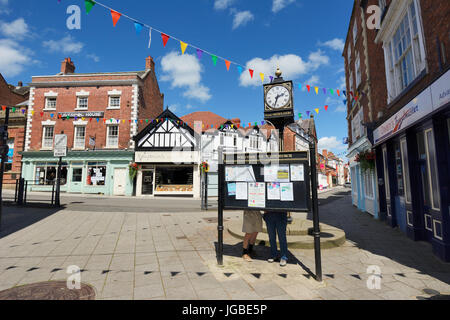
[264, 68, 294, 122]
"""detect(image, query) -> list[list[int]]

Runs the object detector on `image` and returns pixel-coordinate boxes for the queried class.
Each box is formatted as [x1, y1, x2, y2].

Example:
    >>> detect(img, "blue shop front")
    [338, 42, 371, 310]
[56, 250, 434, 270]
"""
[373, 70, 450, 262]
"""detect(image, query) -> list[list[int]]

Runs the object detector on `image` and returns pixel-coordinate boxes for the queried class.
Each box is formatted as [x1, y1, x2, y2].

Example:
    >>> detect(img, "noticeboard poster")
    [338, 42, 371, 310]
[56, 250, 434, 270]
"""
[221, 151, 311, 212]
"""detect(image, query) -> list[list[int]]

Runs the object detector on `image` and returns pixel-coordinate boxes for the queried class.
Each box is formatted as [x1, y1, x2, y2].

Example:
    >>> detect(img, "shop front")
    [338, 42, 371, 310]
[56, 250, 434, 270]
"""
[373, 70, 450, 261]
[21, 150, 134, 196]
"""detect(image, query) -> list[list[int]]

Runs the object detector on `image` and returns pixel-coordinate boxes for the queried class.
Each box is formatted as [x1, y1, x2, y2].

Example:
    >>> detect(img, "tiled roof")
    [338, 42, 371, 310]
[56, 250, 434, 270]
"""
[181, 111, 241, 132]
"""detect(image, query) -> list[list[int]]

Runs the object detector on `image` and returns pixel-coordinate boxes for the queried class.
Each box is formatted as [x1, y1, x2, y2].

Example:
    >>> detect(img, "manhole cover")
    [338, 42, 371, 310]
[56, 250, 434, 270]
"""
[0, 281, 95, 300]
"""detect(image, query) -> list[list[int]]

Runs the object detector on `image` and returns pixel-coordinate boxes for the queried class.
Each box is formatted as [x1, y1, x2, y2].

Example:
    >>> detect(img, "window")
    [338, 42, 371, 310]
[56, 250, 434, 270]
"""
[355, 52, 361, 88]
[35, 162, 68, 186]
[72, 168, 83, 183]
[382, 145, 390, 200]
[109, 96, 121, 109]
[417, 129, 440, 210]
[394, 142, 405, 197]
[351, 108, 364, 142]
[87, 162, 107, 186]
[364, 170, 374, 199]
[106, 125, 119, 148]
[155, 166, 193, 186]
[383, 0, 425, 101]
[349, 69, 355, 94]
[233, 135, 237, 147]
[347, 46, 351, 63]
[379, 0, 386, 12]
[353, 21, 358, 45]
[74, 126, 86, 149]
[42, 126, 54, 149]
[77, 97, 88, 110]
[45, 97, 57, 109]
[400, 138, 412, 203]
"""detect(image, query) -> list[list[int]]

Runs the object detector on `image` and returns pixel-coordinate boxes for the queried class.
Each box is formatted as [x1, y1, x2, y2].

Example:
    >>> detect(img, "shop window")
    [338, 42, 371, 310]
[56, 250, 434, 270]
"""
[394, 142, 405, 197]
[364, 170, 374, 199]
[87, 162, 107, 186]
[155, 167, 193, 186]
[417, 131, 431, 207]
[425, 129, 440, 210]
[382, 146, 390, 200]
[35, 162, 68, 186]
[400, 138, 412, 203]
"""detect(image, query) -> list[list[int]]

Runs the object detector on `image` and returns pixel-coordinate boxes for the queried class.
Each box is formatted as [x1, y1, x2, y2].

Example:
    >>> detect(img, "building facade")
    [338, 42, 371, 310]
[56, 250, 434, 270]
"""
[0, 74, 29, 187]
[373, 0, 450, 261]
[343, 0, 388, 219]
[21, 57, 164, 196]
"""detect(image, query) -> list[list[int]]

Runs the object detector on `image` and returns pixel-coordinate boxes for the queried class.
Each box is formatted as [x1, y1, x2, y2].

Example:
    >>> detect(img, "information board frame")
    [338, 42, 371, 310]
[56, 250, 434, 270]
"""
[220, 151, 311, 213]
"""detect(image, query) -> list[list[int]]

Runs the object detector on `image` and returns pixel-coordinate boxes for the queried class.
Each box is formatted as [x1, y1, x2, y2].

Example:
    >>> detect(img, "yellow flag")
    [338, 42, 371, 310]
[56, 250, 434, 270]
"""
[260, 73, 264, 83]
[31, 110, 35, 115]
[315, 108, 319, 114]
[122, 119, 125, 123]
[180, 41, 188, 54]
[314, 87, 319, 95]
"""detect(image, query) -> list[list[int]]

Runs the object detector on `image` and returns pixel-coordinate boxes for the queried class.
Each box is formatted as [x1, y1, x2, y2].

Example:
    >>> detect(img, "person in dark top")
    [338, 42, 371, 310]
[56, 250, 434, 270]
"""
[263, 211, 288, 266]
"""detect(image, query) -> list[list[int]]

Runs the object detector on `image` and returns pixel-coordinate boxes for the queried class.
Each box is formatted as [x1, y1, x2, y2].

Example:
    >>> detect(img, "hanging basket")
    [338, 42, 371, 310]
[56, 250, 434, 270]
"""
[200, 161, 209, 173]
[129, 163, 139, 180]
[356, 151, 376, 172]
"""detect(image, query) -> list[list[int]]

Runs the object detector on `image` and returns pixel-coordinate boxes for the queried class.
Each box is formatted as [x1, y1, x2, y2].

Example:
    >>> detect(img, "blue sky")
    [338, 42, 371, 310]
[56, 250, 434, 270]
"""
[0, 0, 353, 157]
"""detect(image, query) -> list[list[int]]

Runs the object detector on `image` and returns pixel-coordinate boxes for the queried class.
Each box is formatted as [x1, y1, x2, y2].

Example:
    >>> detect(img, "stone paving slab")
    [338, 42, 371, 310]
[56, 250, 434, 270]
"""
[0, 191, 449, 300]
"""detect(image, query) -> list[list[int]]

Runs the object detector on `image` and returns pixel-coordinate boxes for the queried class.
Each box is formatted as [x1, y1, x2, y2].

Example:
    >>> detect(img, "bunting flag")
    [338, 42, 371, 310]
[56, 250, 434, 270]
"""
[237, 66, 242, 75]
[315, 108, 319, 114]
[343, 90, 346, 97]
[337, 90, 340, 96]
[259, 73, 264, 84]
[225, 60, 231, 71]
[330, 89, 334, 95]
[85, 0, 95, 14]
[324, 105, 329, 111]
[306, 85, 310, 92]
[298, 113, 302, 119]
[269, 76, 273, 83]
[161, 33, 170, 47]
[249, 69, 254, 78]
[180, 41, 188, 54]
[196, 49, 203, 60]
[314, 87, 319, 95]
[211, 55, 217, 66]
[111, 10, 121, 27]
[134, 22, 143, 35]
[306, 111, 310, 117]
[323, 88, 327, 95]
[148, 28, 152, 48]
[298, 83, 301, 90]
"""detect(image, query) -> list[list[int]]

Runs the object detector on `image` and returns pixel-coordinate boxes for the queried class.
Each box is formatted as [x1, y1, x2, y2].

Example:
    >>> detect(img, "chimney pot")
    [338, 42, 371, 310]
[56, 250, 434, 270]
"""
[61, 57, 75, 74]
[146, 56, 155, 71]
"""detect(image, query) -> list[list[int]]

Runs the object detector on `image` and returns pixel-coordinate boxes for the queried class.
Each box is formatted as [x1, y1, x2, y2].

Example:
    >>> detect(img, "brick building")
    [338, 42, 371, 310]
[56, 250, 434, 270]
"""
[371, 0, 450, 261]
[344, 0, 388, 219]
[0, 74, 30, 187]
[21, 57, 164, 196]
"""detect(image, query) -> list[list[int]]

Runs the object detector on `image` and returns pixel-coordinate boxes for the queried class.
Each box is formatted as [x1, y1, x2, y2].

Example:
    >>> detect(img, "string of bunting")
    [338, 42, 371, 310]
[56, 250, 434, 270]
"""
[78, 0, 357, 105]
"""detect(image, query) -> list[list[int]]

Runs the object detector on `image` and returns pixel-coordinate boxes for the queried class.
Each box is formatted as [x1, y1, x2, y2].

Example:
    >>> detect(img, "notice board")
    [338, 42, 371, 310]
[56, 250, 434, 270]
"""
[220, 151, 311, 212]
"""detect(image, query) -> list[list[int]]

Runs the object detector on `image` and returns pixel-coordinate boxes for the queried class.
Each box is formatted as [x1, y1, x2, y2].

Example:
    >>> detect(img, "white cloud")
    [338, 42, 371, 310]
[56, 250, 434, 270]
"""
[0, 39, 32, 77]
[43, 35, 84, 54]
[318, 136, 346, 151]
[214, 0, 235, 10]
[272, 0, 295, 13]
[87, 53, 100, 62]
[161, 51, 212, 103]
[232, 10, 254, 30]
[0, 18, 29, 39]
[325, 97, 346, 113]
[0, 0, 8, 5]
[320, 38, 345, 52]
[239, 51, 329, 87]
[306, 75, 320, 86]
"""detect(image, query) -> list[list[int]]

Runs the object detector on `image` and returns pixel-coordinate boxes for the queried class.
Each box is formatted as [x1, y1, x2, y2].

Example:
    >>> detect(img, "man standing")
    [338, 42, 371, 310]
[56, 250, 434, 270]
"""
[263, 211, 288, 266]
[242, 210, 262, 262]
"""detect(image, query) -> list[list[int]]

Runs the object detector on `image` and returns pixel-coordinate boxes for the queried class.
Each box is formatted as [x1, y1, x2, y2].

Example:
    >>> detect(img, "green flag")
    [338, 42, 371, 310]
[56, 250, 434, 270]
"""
[85, 0, 95, 14]
[211, 55, 217, 66]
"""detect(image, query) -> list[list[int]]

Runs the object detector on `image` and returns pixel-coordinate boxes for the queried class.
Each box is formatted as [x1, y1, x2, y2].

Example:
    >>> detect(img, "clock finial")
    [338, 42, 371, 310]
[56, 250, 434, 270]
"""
[275, 67, 282, 78]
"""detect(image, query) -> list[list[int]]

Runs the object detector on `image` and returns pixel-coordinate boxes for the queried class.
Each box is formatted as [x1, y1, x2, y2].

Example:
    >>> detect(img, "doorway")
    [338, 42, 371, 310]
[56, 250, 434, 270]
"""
[113, 168, 127, 196]
[70, 167, 83, 193]
[142, 171, 154, 195]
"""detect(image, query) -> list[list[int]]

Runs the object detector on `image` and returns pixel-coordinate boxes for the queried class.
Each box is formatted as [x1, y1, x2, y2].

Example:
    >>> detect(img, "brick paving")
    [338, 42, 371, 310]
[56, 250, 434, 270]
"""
[0, 191, 449, 300]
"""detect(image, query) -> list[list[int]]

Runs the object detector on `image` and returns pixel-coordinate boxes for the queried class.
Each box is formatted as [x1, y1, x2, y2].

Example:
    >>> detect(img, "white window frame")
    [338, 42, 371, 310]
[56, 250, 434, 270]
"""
[424, 128, 440, 210]
[355, 52, 361, 88]
[382, 0, 426, 103]
[106, 125, 119, 148]
[400, 138, 412, 204]
[74, 126, 86, 150]
[353, 20, 358, 45]
[76, 96, 89, 110]
[108, 96, 121, 110]
[42, 125, 54, 150]
[382, 145, 390, 201]
[364, 169, 374, 199]
[45, 97, 57, 110]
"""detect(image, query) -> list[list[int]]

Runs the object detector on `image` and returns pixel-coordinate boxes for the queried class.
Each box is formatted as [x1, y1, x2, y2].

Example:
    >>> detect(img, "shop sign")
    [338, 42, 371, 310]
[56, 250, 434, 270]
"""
[58, 111, 104, 118]
[374, 88, 432, 145]
[431, 69, 450, 111]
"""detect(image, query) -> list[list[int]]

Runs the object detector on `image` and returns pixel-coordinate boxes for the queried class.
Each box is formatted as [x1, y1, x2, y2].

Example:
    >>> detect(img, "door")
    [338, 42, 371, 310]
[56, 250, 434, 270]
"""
[142, 171, 154, 195]
[70, 167, 83, 193]
[382, 145, 392, 219]
[113, 168, 127, 196]
[394, 140, 407, 233]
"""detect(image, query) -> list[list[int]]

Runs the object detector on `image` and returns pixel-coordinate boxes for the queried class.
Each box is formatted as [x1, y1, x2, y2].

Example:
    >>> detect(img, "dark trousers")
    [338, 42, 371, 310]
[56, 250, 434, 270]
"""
[263, 212, 288, 260]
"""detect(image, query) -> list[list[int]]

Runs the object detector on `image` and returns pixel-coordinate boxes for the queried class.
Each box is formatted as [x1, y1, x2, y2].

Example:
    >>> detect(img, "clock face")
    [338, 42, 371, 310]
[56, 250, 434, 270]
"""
[265, 86, 291, 109]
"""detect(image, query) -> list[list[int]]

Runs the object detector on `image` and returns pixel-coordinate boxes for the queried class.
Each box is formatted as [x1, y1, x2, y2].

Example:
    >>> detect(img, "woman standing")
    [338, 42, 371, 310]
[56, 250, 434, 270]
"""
[242, 210, 263, 262]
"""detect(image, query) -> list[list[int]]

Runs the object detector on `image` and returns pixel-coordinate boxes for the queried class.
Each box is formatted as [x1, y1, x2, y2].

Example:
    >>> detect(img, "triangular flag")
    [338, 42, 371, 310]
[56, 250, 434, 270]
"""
[180, 41, 188, 54]
[330, 89, 334, 95]
[299, 113, 302, 118]
[148, 28, 152, 48]
[337, 90, 340, 96]
[237, 66, 242, 75]
[306, 85, 310, 92]
[315, 108, 319, 114]
[306, 111, 310, 117]
[314, 87, 319, 94]
[225, 60, 231, 71]
[211, 55, 217, 66]
[259, 73, 264, 83]
[85, 0, 95, 14]
[111, 10, 121, 27]
[161, 33, 170, 47]
[196, 49, 203, 60]
[134, 22, 143, 35]
[269, 76, 273, 82]
[1, 105, 5, 111]
[323, 88, 327, 94]
[324, 105, 329, 111]
[298, 83, 302, 90]
[249, 69, 254, 78]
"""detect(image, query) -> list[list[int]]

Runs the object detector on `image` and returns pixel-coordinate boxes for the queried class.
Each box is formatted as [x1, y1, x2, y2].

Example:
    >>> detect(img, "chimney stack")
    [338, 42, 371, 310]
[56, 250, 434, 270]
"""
[322, 149, 328, 158]
[61, 58, 75, 74]
[17, 81, 23, 87]
[146, 56, 155, 71]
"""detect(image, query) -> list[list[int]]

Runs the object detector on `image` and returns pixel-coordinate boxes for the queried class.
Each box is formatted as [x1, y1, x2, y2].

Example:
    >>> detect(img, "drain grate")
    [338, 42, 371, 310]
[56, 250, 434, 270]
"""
[0, 281, 95, 300]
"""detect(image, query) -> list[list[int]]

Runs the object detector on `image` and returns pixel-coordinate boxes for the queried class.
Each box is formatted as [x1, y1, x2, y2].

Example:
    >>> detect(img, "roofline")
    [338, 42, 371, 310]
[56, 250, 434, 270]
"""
[32, 71, 147, 78]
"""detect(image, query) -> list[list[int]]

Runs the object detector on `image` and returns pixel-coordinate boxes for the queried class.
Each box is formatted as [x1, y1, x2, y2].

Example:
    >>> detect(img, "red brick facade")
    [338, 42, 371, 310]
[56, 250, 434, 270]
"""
[26, 57, 164, 152]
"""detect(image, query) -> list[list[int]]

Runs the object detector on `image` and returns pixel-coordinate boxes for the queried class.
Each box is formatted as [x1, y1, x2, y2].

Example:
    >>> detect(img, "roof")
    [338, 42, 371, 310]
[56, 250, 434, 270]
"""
[32, 70, 148, 78]
[181, 111, 242, 133]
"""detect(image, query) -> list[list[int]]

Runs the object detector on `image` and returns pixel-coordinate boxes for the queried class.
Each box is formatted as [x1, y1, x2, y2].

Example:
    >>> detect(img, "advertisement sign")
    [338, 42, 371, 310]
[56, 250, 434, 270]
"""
[54, 134, 67, 157]
[431, 69, 450, 111]
[58, 111, 104, 119]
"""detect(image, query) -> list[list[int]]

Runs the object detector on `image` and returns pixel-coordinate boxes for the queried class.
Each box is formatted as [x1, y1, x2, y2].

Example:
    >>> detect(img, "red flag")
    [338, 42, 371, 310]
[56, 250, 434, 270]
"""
[161, 33, 170, 47]
[249, 69, 254, 78]
[1, 105, 6, 111]
[306, 85, 310, 92]
[225, 60, 231, 71]
[111, 10, 121, 27]
[40, 112, 44, 117]
[324, 105, 329, 111]
[337, 90, 340, 96]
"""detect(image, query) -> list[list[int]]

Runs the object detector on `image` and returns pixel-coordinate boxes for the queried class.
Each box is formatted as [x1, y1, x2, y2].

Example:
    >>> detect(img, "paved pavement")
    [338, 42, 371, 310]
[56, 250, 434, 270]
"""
[0, 188, 449, 300]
